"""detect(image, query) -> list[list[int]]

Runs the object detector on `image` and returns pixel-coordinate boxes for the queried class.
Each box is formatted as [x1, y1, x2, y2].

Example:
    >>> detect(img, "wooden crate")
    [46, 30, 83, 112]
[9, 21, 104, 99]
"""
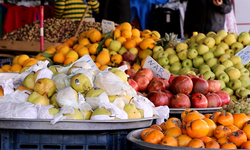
[0, 40, 62, 56]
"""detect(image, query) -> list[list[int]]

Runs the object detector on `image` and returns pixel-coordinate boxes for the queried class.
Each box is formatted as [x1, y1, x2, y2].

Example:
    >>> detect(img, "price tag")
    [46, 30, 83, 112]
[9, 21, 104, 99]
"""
[235, 46, 250, 65]
[143, 56, 171, 80]
[77, 54, 99, 70]
[101, 19, 115, 34]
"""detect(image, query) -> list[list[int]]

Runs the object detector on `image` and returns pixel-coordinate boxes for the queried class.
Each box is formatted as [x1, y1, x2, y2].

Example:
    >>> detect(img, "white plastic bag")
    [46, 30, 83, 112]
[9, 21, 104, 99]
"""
[68, 68, 96, 87]
[133, 95, 154, 118]
[154, 106, 170, 124]
[55, 86, 79, 109]
[85, 92, 110, 109]
[0, 78, 14, 95]
[36, 104, 54, 119]
[50, 105, 75, 124]
[52, 73, 68, 91]
[112, 97, 126, 110]
[34, 68, 54, 83]
[0, 90, 30, 103]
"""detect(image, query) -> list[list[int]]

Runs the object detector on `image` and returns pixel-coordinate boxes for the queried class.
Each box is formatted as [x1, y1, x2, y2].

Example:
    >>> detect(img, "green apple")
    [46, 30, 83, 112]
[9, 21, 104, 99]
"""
[189, 43, 199, 49]
[217, 56, 228, 64]
[109, 68, 128, 82]
[187, 48, 198, 59]
[23, 74, 35, 90]
[215, 70, 225, 78]
[169, 64, 182, 73]
[203, 71, 215, 80]
[224, 33, 237, 46]
[186, 71, 196, 75]
[240, 79, 250, 88]
[157, 57, 169, 66]
[153, 45, 164, 53]
[193, 56, 204, 68]
[240, 75, 250, 81]
[129, 47, 138, 55]
[218, 80, 226, 89]
[213, 47, 225, 58]
[220, 54, 231, 59]
[231, 42, 244, 52]
[217, 30, 228, 39]
[197, 44, 209, 55]
[235, 87, 246, 96]
[239, 31, 249, 36]
[222, 87, 234, 96]
[239, 68, 250, 76]
[199, 66, 211, 74]
[182, 39, 190, 44]
[217, 42, 229, 51]
[231, 32, 238, 40]
[229, 55, 242, 65]
[109, 40, 122, 52]
[28, 91, 50, 106]
[191, 68, 199, 74]
[198, 38, 206, 45]
[165, 48, 176, 55]
[190, 35, 197, 43]
[225, 67, 236, 74]
[213, 35, 223, 45]
[209, 46, 217, 52]
[212, 64, 226, 72]
[178, 68, 191, 75]
[225, 49, 235, 56]
[198, 63, 208, 69]
[182, 59, 193, 68]
[177, 49, 188, 61]
[175, 42, 188, 52]
[239, 89, 250, 98]
[206, 31, 216, 37]
[230, 95, 237, 101]
[218, 72, 230, 83]
[235, 48, 243, 54]
[153, 51, 162, 60]
[195, 33, 206, 43]
[158, 51, 169, 58]
[118, 46, 128, 55]
[168, 54, 180, 65]
[163, 65, 171, 71]
[203, 37, 215, 48]
[172, 61, 182, 68]
[206, 58, 218, 68]
[203, 51, 214, 62]
[238, 33, 250, 45]
[222, 60, 234, 68]
[227, 79, 242, 90]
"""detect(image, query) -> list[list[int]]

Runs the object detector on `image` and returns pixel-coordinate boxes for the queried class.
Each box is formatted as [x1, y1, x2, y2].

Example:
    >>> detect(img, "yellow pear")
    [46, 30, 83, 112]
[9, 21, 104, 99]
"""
[23, 74, 35, 90]
[28, 91, 50, 106]
[64, 109, 83, 120]
[34, 78, 56, 98]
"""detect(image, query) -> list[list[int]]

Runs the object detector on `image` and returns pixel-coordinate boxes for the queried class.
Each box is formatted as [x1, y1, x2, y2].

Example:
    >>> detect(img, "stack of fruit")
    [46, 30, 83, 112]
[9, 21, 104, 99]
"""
[127, 67, 230, 108]
[140, 109, 250, 149]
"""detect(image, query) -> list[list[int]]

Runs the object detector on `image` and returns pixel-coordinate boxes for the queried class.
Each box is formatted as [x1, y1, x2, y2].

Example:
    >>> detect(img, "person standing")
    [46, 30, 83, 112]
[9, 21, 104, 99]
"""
[54, 0, 99, 21]
[184, 0, 232, 37]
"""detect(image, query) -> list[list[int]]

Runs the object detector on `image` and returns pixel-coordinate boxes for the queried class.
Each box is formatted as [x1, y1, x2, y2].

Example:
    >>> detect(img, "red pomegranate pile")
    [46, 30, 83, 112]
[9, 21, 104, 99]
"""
[126, 68, 230, 108]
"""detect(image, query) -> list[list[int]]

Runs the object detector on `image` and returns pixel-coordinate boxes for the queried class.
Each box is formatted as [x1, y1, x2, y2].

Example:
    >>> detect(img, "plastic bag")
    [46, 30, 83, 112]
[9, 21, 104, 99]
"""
[52, 73, 68, 91]
[112, 97, 126, 110]
[133, 95, 155, 118]
[0, 89, 30, 103]
[0, 102, 37, 119]
[36, 104, 54, 119]
[79, 101, 93, 120]
[34, 68, 54, 83]
[154, 106, 170, 124]
[55, 86, 79, 109]
[68, 68, 96, 87]
[50, 105, 75, 124]
[0, 78, 14, 95]
[85, 92, 110, 110]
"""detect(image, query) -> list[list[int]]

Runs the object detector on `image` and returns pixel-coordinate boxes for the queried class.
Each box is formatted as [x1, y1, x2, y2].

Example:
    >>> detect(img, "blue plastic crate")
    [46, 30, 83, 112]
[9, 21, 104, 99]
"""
[0, 129, 143, 150]
[0, 57, 13, 68]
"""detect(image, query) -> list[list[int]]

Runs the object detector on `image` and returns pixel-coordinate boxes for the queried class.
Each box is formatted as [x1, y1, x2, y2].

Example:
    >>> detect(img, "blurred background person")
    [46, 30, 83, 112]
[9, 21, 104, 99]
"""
[54, 0, 99, 21]
[184, 0, 232, 37]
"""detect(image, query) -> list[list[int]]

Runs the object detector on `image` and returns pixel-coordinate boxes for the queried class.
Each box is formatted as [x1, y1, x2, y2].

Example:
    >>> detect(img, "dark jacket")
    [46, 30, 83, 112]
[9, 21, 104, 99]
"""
[184, 0, 232, 36]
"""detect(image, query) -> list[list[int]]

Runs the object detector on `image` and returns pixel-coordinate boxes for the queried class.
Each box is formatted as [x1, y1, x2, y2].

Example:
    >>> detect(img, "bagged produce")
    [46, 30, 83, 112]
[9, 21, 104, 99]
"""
[52, 73, 69, 91]
[132, 95, 155, 118]
[55, 86, 79, 109]
[0, 78, 14, 95]
[50, 105, 76, 124]
[85, 87, 110, 110]
[36, 104, 57, 119]
[0, 89, 30, 103]
[34, 68, 54, 83]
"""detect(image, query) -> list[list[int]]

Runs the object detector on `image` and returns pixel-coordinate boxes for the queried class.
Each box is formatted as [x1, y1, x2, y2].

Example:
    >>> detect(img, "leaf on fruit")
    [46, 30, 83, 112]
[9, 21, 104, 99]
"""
[41, 52, 53, 58]
[97, 31, 112, 55]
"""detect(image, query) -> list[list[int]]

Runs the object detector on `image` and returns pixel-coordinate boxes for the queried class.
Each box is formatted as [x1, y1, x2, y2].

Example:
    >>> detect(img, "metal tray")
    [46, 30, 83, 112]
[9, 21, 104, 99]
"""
[0, 116, 158, 131]
[127, 129, 225, 150]
[170, 107, 221, 114]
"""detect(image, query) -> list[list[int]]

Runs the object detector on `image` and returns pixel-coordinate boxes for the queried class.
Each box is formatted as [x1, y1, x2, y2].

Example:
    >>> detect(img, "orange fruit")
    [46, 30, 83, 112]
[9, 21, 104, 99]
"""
[1, 64, 11, 72]
[99, 65, 109, 71]
[143, 130, 164, 144]
[53, 52, 65, 64]
[131, 28, 141, 37]
[112, 29, 121, 39]
[79, 31, 87, 38]
[58, 46, 70, 55]
[116, 36, 127, 45]
[141, 29, 152, 38]
[17, 54, 30, 66]
[89, 30, 102, 43]
[140, 58, 146, 67]
[77, 47, 89, 57]
[120, 22, 132, 31]
[121, 29, 132, 39]
[95, 62, 101, 68]
[139, 38, 156, 50]
[35, 53, 46, 61]
[90, 55, 96, 61]
[23, 58, 37, 67]
[70, 37, 77, 42]
[73, 44, 85, 52]
[65, 50, 79, 61]
[64, 57, 75, 65]
[131, 36, 142, 46]
[86, 28, 97, 38]
[56, 44, 64, 51]
[124, 39, 136, 50]
[96, 52, 110, 65]
[65, 39, 75, 47]
[111, 54, 123, 65]
[46, 46, 56, 53]
[10, 64, 22, 72]
[104, 38, 113, 48]
[151, 30, 161, 38]
[12, 55, 20, 64]
[78, 38, 91, 46]
[24, 59, 38, 67]
[138, 49, 153, 60]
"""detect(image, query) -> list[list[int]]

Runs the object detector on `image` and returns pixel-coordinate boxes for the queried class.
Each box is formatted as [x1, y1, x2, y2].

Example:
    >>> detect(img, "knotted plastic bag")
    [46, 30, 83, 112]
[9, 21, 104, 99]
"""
[0, 78, 14, 95]
[52, 73, 69, 91]
[155, 106, 170, 124]
[50, 105, 75, 124]
[0, 89, 30, 103]
[36, 104, 55, 119]
[55, 86, 79, 109]
[85, 91, 110, 110]
[34, 68, 54, 83]
[132, 95, 155, 118]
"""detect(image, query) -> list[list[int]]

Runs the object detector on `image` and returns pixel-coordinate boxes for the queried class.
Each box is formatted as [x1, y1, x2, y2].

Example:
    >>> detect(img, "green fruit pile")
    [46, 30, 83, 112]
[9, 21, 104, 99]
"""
[153, 30, 250, 101]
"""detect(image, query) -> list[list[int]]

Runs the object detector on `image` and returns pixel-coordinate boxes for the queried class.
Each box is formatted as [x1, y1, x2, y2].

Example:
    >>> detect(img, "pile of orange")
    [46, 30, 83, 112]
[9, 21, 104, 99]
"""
[141, 109, 250, 149]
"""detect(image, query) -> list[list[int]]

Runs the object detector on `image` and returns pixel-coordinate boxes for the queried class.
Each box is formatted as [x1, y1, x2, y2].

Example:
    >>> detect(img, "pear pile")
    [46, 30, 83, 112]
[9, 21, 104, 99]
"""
[153, 30, 250, 101]
[2, 61, 157, 121]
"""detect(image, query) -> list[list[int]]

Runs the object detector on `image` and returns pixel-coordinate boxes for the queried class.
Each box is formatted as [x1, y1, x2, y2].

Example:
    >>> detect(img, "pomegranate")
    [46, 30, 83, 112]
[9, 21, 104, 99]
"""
[168, 74, 176, 85]
[147, 80, 165, 93]
[125, 69, 136, 79]
[205, 93, 222, 107]
[147, 90, 170, 107]
[170, 93, 191, 108]
[135, 68, 154, 82]
[127, 78, 139, 92]
[151, 77, 170, 90]
[192, 74, 209, 95]
[133, 75, 150, 92]
[190, 93, 208, 108]
[187, 74, 198, 79]
[119, 61, 131, 70]
[162, 90, 173, 100]
[207, 78, 221, 93]
[170, 75, 193, 95]
[215, 91, 230, 105]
